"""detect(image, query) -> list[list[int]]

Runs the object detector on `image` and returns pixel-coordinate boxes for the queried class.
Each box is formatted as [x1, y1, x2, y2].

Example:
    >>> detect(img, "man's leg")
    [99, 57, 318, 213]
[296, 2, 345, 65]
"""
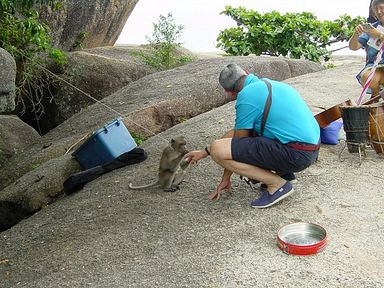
[209, 138, 286, 193]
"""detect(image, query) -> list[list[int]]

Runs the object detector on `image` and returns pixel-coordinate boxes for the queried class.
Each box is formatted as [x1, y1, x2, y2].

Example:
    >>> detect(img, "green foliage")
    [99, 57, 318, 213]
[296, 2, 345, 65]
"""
[138, 13, 194, 70]
[131, 132, 145, 146]
[49, 48, 66, 65]
[0, 0, 66, 119]
[73, 31, 89, 50]
[324, 62, 336, 69]
[0, 0, 66, 68]
[216, 6, 365, 62]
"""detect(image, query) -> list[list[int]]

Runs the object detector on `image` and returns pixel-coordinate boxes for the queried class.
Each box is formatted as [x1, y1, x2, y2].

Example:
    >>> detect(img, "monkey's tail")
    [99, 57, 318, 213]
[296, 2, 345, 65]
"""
[128, 180, 160, 190]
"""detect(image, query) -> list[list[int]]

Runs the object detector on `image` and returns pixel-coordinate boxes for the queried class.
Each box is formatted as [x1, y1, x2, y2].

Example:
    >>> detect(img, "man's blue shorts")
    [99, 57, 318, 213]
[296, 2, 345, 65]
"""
[231, 137, 319, 173]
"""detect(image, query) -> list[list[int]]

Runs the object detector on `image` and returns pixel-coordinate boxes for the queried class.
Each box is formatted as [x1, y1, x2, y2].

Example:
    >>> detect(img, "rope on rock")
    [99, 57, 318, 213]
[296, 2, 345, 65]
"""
[27, 56, 172, 150]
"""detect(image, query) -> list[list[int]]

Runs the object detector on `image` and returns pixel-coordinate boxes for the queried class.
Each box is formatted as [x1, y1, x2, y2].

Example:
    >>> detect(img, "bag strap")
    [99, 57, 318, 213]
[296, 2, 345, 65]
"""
[260, 79, 272, 137]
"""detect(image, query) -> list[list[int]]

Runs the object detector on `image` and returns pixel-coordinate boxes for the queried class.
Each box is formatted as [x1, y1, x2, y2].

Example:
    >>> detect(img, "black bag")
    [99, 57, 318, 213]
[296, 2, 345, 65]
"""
[64, 147, 147, 195]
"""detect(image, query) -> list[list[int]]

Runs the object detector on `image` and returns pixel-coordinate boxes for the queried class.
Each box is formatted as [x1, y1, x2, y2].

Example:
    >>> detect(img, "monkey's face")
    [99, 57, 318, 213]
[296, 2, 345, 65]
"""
[179, 142, 188, 155]
[171, 136, 188, 154]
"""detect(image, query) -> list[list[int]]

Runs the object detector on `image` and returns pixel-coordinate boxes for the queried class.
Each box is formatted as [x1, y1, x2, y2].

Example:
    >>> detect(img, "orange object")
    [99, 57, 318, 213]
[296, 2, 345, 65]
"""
[315, 100, 353, 128]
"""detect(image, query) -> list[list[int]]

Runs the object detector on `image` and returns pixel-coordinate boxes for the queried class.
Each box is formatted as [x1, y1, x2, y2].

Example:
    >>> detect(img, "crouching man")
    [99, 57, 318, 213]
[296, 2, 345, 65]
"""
[185, 64, 320, 208]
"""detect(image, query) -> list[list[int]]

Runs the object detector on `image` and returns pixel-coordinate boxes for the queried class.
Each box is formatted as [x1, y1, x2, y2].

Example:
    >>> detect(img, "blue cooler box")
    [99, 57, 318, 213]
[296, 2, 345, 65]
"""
[72, 117, 137, 169]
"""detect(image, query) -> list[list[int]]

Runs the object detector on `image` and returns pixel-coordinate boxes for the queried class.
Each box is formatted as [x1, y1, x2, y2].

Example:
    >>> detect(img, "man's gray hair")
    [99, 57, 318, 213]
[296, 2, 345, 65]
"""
[372, 0, 384, 8]
[219, 64, 247, 91]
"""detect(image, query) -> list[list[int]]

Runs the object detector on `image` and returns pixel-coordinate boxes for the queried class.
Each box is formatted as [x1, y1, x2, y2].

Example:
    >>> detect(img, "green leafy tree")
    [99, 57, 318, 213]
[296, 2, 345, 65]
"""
[216, 6, 365, 62]
[0, 0, 65, 122]
[139, 13, 193, 70]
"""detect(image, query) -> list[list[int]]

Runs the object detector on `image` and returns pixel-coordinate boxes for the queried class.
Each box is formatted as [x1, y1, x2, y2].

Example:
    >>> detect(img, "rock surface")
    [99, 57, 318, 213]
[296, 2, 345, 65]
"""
[0, 115, 40, 169]
[38, 0, 139, 51]
[0, 56, 322, 233]
[0, 48, 16, 113]
[50, 46, 158, 126]
[1, 55, 383, 288]
[0, 56, 323, 194]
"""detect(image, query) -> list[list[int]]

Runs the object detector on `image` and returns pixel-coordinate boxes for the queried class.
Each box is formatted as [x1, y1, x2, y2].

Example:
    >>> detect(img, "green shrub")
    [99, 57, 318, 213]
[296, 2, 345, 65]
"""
[216, 6, 365, 63]
[136, 13, 194, 70]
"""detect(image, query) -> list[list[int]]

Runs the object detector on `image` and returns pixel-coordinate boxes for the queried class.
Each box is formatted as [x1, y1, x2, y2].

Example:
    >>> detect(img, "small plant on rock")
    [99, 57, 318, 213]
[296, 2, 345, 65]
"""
[131, 132, 145, 146]
[137, 13, 194, 70]
[73, 31, 89, 50]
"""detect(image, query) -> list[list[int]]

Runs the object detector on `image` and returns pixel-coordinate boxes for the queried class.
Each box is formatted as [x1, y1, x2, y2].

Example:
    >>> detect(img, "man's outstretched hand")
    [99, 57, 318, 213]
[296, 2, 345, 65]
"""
[184, 149, 207, 165]
[209, 178, 232, 200]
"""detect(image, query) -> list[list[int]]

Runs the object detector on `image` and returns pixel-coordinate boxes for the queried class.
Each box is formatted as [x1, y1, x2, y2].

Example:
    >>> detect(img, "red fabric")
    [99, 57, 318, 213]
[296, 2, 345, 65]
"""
[286, 142, 320, 151]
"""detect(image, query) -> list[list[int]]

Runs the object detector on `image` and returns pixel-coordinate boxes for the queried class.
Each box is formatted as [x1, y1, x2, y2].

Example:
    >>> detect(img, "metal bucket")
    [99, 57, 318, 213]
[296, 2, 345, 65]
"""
[277, 222, 327, 255]
[340, 106, 370, 153]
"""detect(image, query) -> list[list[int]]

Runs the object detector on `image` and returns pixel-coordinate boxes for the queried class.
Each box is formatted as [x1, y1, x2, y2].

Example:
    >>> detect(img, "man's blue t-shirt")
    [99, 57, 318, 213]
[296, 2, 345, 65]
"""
[234, 74, 320, 145]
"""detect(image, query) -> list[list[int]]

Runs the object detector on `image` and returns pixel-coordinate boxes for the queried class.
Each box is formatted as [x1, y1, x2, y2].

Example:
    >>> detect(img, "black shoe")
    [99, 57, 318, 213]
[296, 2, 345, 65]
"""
[241, 173, 297, 191]
[239, 175, 260, 191]
[240, 175, 260, 185]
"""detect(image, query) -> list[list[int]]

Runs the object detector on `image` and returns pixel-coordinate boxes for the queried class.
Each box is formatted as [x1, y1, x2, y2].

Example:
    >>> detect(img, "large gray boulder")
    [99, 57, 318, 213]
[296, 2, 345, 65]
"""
[49, 45, 197, 126]
[50, 46, 157, 125]
[38, 0, 139, 51]
[0, 154, 80, 231]
[0, 115, 41, 169]
[0, 48, 16, 113]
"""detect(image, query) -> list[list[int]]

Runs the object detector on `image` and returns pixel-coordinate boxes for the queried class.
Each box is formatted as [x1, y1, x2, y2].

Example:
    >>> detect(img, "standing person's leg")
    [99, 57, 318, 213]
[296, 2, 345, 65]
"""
[361, 68, 384, 97]
[370, 68, 384, 97]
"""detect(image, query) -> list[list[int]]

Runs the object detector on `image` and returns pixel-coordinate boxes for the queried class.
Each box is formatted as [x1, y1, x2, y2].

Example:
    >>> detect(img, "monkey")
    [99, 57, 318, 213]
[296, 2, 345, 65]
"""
[129, 136, 190, 192]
